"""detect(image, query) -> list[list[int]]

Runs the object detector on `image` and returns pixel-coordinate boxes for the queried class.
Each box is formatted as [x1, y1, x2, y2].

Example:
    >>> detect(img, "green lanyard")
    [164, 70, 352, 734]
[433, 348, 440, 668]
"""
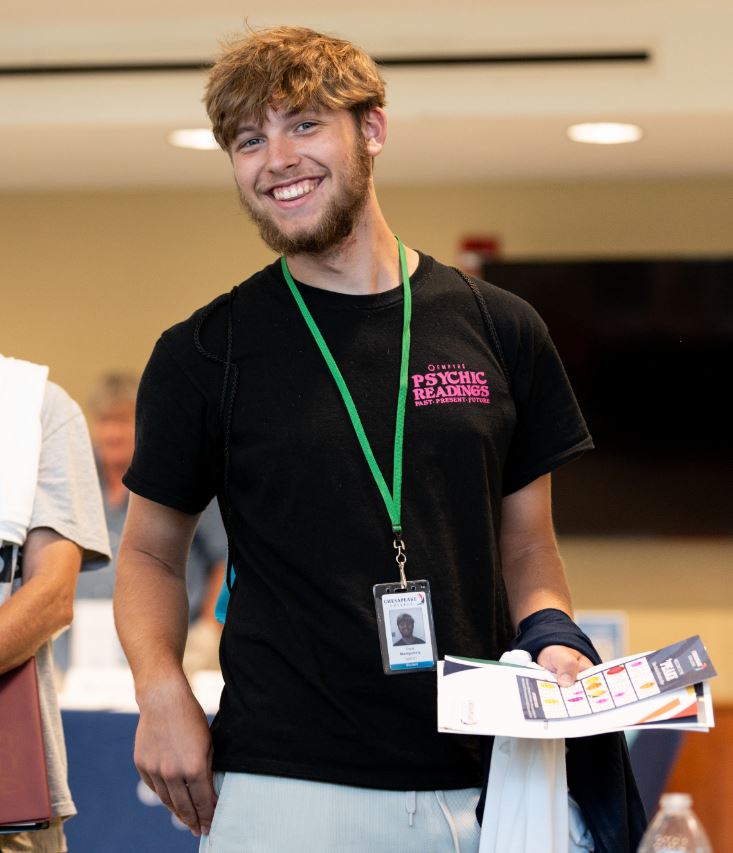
[280, 238, 412, 543]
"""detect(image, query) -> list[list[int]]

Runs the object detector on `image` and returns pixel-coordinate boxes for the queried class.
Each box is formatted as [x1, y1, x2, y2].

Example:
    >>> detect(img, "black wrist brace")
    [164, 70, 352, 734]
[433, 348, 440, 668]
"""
[510, 607, 602, 666]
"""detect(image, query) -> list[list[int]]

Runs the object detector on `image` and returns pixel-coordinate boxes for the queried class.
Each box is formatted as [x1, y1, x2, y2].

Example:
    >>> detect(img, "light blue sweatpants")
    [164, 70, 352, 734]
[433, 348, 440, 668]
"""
[199, 772, 482, 853]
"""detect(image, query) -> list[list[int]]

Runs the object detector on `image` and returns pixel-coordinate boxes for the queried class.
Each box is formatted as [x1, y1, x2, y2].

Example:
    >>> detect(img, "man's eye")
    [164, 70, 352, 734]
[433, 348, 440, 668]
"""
[296, 121, 317, 132]
[237, 137, 262, 150]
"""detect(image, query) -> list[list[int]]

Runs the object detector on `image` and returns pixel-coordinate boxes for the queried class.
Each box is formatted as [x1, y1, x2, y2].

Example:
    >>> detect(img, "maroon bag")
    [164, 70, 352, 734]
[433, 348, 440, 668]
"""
[0, 657, 52, 833]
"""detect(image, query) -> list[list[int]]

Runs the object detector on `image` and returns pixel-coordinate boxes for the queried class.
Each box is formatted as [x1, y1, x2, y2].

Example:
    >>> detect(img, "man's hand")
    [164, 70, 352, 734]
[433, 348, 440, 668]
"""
[537, 644, 594, 687]
[134, 678, 216, 837]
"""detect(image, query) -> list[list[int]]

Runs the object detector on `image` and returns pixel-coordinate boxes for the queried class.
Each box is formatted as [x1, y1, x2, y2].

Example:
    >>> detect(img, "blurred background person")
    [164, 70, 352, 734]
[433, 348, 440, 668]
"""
[54, 371, 226, 674]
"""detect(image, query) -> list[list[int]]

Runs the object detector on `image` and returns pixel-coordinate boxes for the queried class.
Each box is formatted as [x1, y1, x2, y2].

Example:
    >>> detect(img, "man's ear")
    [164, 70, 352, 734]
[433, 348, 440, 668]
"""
[361, 107, 387, 157]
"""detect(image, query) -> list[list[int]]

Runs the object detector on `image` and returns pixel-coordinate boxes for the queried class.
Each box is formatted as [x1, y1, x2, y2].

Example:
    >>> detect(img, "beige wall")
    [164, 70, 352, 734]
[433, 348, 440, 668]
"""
[562, 537, 732, 701]
[2, 178, 731, 697]
[3, 178, 733, 405]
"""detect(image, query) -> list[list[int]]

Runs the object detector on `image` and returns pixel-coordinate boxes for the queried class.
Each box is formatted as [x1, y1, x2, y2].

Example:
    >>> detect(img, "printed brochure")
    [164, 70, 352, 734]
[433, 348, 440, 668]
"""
[438, 635, 716, 739]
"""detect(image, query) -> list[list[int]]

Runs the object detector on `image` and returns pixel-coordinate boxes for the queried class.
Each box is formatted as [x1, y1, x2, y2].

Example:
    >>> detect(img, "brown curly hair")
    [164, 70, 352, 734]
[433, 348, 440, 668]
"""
[205, 26, 386, 151]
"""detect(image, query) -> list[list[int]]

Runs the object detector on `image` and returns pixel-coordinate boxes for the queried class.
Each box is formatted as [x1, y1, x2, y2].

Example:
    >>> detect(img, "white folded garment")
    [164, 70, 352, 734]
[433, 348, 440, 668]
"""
[0, 354, 48, 545]
[479, 650, 594, 853]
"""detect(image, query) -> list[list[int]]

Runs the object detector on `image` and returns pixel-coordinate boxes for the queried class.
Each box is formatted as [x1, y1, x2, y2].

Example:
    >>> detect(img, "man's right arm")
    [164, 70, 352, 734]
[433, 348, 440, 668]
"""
[114, 493, 215, 837]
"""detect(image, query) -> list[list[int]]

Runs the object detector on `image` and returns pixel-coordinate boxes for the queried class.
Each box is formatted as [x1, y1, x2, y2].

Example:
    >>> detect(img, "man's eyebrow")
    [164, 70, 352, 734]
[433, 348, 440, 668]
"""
[233, 123, 260, 136]
[233, 108, 322, 138]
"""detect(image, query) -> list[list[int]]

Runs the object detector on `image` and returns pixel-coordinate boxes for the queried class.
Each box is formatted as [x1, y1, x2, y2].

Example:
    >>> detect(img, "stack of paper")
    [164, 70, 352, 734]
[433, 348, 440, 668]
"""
[190, 669, 225, 714]
[58, 666, 138, 712]
[438, 635, 715, 739]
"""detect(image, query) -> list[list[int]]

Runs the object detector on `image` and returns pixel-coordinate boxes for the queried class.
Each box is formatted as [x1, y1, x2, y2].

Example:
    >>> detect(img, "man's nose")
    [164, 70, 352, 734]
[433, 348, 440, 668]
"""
[266, 134, 299, 173]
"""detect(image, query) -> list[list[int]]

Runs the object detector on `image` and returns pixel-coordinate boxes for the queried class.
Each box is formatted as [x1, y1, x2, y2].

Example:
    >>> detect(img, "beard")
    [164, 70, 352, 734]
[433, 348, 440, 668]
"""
[239, 132, 373, 256]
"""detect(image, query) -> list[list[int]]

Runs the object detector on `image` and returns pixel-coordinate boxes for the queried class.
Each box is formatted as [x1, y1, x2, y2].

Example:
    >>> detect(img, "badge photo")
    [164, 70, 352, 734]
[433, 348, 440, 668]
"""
[373, 580, 437, 675]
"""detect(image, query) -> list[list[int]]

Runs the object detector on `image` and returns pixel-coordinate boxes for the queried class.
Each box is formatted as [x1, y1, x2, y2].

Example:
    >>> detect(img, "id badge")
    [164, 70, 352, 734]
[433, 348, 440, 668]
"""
[373, 580, 437, 675]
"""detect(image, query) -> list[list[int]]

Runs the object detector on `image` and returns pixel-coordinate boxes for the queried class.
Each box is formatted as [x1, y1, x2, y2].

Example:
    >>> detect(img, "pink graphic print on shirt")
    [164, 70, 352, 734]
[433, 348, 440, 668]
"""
[411, 363, 490, 407]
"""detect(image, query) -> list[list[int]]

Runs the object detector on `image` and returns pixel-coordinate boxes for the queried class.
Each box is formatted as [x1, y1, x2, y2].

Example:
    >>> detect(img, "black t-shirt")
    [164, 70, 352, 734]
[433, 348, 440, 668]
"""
[124, 252, 592, 790]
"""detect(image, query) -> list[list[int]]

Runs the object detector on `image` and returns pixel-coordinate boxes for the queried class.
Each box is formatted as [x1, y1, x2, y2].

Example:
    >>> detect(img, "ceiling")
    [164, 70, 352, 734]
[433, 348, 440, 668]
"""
[1, 0, 732, 190]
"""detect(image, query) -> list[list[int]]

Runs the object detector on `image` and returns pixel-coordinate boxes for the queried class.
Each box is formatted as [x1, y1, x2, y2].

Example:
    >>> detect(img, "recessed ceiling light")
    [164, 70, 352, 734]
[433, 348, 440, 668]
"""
[566, 122, 643, 145]
[168, 129, 219, 150]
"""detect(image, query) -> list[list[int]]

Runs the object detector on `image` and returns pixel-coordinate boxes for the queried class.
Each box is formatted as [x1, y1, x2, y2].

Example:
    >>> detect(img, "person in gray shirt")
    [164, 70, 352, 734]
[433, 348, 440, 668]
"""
[0, 365, 110, 853]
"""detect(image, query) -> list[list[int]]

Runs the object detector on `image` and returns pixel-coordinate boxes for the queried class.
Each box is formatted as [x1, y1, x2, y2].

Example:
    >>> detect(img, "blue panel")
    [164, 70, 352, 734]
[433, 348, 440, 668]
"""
[628, 728, 685, 817]
[62, 711, 200, 853]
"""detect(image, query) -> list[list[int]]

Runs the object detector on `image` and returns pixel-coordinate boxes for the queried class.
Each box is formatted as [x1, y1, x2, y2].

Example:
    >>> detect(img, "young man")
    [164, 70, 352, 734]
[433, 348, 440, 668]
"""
[0, 356, 110, 852]
[114, 26, 645, 853]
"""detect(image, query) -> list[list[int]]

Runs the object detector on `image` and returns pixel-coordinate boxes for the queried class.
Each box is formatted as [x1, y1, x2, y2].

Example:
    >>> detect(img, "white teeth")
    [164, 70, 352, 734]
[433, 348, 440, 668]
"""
[272, 180, 318, 201]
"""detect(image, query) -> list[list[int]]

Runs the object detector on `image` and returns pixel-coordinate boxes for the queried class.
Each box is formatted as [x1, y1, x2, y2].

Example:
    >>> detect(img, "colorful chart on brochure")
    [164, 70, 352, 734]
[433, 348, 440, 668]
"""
[517, 635, 715, 721]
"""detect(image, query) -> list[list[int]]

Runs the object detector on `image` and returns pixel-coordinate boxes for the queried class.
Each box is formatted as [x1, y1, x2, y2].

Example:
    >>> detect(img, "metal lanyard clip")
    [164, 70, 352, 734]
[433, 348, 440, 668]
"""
[393, 537, 407, 589]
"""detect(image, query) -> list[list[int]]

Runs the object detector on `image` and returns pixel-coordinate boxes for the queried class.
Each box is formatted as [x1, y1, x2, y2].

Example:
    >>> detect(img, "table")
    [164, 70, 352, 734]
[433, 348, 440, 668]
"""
[62, 711, 199, 853]
[61, 709, 681, 850]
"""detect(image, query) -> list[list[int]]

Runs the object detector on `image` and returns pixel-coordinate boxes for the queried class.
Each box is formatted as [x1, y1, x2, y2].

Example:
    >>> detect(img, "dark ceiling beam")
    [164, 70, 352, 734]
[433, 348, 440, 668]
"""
[0, 50, 650, 77]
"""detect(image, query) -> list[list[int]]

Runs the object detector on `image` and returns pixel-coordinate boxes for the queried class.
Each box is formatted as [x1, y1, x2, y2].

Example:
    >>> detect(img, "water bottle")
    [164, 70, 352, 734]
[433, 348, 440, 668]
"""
[637, 792, 712, 853]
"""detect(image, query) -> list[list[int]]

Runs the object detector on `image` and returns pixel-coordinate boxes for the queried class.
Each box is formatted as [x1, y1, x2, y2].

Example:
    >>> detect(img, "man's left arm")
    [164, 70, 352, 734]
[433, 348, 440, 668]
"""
[500, 472, 593, 686]
[0, 527, 81, 674]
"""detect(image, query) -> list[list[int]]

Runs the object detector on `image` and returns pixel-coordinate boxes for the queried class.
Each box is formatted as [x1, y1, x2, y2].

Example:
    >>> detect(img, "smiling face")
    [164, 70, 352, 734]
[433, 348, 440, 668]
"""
[230, 107, 375, 256]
